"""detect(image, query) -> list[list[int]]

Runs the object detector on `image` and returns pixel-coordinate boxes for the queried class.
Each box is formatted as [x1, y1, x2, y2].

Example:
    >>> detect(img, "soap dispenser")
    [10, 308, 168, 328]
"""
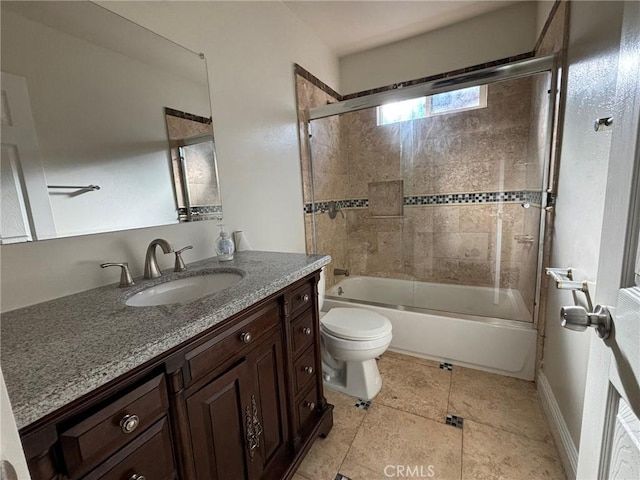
[215, 224, 235, 261]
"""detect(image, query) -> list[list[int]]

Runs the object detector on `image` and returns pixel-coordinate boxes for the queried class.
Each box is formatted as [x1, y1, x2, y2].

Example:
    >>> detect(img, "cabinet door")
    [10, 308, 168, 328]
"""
[246, 329, 289, 478]
[186, 361, 253, 480]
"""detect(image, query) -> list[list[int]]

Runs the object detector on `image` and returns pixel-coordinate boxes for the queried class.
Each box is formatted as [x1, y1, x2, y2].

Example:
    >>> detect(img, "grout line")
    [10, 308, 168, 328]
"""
[459, 416, 552, 445]
[446, 365, 453, 415]
[460, 419, 465, 480]
[295, 472, 314, 480]
[335, 446, 351, 478]
[384, 351, 446, 371]
[371, 401, 450, 428]
[335, 404, 371, 476]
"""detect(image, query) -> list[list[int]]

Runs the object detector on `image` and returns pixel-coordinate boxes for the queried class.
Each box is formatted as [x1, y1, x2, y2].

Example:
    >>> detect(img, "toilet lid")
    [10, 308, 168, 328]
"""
[320, 308, 392, 341]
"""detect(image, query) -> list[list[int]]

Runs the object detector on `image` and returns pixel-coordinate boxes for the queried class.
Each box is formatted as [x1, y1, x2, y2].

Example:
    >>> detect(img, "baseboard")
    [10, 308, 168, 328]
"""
[537, 371, 578, 480]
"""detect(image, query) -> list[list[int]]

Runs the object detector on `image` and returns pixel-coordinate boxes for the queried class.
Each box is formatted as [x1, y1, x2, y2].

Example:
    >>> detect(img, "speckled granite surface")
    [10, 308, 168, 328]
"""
[1, 251, 330, 429]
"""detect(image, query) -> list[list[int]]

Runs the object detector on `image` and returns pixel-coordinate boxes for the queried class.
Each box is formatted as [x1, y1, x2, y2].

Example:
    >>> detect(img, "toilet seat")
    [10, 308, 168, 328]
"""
[320, 308, 392, 341]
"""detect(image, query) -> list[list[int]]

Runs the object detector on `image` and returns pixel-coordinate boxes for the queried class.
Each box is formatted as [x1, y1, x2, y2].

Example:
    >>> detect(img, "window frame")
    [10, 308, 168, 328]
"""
[376, 84, 488, 126]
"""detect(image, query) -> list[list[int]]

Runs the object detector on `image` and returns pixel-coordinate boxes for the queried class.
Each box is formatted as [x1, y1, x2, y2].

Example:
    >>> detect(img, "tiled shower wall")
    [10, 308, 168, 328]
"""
[297, 73, 548, 321]
[296, 74, 348, 289]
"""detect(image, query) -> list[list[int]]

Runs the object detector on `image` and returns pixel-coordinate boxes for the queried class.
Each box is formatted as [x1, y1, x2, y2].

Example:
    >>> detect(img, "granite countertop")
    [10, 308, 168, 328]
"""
[1, 251, 330, 429]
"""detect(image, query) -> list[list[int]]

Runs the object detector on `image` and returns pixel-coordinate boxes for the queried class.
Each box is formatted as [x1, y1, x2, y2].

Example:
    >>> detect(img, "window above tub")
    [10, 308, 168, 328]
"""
[377, 85, 487, 126]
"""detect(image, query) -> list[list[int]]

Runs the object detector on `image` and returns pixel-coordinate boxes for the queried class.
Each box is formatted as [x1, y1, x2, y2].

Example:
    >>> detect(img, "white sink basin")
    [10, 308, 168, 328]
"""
[125, 272, 243, 307]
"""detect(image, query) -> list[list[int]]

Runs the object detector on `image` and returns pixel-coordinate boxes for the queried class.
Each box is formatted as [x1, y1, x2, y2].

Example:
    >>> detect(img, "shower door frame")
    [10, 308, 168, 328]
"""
[306, 55, 557, 328]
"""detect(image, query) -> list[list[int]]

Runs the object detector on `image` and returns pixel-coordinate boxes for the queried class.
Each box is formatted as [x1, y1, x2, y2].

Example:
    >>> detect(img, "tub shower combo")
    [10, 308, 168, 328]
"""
[300, 56, 556, 381]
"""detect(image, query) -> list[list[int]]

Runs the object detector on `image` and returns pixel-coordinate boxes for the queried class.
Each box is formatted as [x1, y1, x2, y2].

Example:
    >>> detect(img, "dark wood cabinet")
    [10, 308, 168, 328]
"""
[185, 328, 288, 480]
[187, 359, 253, 480]
[19, 271, 333, 480]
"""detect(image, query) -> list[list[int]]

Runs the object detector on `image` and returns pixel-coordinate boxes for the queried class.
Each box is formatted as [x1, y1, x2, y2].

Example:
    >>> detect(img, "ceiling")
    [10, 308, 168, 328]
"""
[283, 1, 518, 57]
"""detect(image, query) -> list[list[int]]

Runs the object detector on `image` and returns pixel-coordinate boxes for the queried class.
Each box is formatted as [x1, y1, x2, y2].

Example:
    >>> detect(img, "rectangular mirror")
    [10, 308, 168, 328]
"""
[0, 1, 221, 244]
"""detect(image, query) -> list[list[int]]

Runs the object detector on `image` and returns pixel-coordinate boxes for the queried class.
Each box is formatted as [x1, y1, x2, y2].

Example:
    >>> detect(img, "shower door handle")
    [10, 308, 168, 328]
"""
[560, 305, 612, 339]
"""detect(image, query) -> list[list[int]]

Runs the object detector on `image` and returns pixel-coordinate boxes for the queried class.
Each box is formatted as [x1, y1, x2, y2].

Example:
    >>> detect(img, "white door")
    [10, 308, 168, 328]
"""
[0, 72, 56, 242]
[0, 369, 30, 479]
[575, 3, 640, 479]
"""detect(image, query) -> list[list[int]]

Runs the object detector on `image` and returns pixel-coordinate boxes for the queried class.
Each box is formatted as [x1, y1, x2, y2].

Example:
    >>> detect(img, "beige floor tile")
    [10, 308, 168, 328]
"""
[324, 390, 369, 444]
[448, 367, 552, 443]
[292, 474, 311, 480]
[462, 420, 566, 480]
[377, 353, 451, 422]
[349, 403, 462, 480]
[384, 349, 442, 369]
[296, 391, 368, 480]
[339, 448, 389, 480]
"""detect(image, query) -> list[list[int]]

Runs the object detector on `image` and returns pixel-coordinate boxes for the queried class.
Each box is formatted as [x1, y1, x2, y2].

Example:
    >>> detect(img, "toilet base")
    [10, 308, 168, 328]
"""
[322, 358, 382, 400]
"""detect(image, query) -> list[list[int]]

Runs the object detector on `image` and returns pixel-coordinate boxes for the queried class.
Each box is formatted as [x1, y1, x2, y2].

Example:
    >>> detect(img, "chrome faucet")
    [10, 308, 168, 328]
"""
[144, 238, 174, 279]
[334, 268, 350, 276]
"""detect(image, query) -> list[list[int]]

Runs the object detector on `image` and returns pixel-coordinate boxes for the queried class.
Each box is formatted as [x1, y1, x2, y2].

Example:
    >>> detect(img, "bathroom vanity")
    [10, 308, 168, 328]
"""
[1, 251, 332, 480]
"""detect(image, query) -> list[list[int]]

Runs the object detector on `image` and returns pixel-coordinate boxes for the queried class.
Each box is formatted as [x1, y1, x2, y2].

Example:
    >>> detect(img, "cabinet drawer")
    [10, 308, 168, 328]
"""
[293, 346, 317, 395]
[60, 374, 168, 477]
[290, 282, 313, 316]
[86, 417, 175, 480]
[291, 310, 315, 357]
[296, 384, 319, 433]
[186, 302, 280, 383]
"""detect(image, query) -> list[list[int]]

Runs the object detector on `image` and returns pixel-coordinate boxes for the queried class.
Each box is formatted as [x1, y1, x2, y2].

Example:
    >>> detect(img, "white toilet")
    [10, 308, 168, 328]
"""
[318, 269, 392, 400]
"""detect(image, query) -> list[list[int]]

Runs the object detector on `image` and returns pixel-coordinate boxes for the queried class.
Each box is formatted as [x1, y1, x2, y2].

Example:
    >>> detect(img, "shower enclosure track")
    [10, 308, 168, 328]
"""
[308, 55, 555, 120]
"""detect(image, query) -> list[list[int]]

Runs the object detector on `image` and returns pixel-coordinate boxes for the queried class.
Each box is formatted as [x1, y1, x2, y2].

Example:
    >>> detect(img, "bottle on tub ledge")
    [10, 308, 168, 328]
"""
[215, 224, 235, 261]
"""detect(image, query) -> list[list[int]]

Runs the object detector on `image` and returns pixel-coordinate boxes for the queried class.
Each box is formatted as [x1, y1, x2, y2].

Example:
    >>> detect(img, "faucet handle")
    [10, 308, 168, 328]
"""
[174, 245, 193, 272]
[101, 262, 135, 288]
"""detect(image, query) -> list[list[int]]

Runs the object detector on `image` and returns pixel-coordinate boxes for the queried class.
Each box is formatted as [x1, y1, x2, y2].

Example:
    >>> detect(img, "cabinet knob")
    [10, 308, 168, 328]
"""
[304, 401, 315, 411]
[302, 327, 312, 336]
[129, 475, 146, 480]
[240, 332, 252, 344]
[304, 366, 314, 374]
[300, 293, 310, 303]
[120, 414, 140, 434]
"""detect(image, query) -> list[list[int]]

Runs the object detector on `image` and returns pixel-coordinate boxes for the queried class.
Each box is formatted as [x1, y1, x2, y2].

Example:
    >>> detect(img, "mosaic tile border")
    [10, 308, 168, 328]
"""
[445, 414, 464, 429]
[164, 107, 212, 125]
[533, 0, 563, 54]
[404, 191, 527, 205]
[296, 51, 535, 102]
[527, 190, 543, 206]
[335, 474, 352, 480]
[294, 64, 341, 101]
[304, 191, 543, 213]
[178, 205, 223, 220]
[304, 199, 367, 214]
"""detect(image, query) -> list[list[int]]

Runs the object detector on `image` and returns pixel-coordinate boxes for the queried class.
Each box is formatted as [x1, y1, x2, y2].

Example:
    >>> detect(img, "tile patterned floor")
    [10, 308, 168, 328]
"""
[295, 351, 566, 480]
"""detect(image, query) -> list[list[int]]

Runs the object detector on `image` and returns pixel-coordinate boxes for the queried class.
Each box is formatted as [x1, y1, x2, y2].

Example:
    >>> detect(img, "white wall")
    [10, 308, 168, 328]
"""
[339, 2, 537, 94]
[542, 0, 624, 451]
[0, 1, 339, 312]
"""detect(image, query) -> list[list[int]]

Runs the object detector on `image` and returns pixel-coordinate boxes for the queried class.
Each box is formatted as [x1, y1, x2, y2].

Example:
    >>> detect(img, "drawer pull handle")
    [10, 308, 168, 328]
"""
[129, 475, 146, 480]
[240, 332, 252, 344]
[304, 401, 315, 411]
[304, 366, 314, 374]
[300, 294, 310, 303]
[120, 414, 140, 434]
[302, 327, 312, 335]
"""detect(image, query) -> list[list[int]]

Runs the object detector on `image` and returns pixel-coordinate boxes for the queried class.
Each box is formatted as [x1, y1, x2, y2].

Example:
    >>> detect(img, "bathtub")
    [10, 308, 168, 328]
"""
[324, 276, 537, 380]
